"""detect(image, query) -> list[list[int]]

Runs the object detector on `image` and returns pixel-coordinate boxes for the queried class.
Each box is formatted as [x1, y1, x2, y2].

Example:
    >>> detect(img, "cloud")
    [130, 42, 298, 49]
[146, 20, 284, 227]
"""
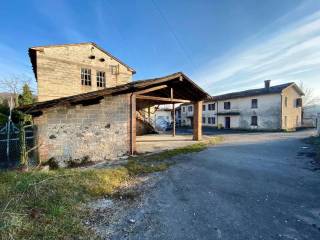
[194, 5, 320, 95]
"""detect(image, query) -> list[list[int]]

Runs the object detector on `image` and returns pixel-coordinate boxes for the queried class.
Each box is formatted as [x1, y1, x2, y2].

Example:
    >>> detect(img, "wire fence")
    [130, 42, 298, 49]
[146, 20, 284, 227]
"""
[0, 123, 35, 169]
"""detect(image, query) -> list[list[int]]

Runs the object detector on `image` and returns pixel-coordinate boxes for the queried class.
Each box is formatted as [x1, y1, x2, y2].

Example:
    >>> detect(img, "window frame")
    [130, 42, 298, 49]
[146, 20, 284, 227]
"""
[251, 116, 258, 126]
[81, 68, 92, 86]
[188, 106, 193, 112]
[96, 71, 106, 88]
[296, 98, 302, 107]
[224, 102, 231, 110]
[251, 99, 258, 109]
[110, 65, 118, 75]
[208, 103, 216, 111]
[203, 104, 206, 111]
[284, 96, 288, 107]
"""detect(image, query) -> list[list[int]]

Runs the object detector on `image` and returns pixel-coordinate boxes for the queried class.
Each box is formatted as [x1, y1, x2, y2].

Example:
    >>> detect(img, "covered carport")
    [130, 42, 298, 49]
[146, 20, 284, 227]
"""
[128, 72, 209, 154]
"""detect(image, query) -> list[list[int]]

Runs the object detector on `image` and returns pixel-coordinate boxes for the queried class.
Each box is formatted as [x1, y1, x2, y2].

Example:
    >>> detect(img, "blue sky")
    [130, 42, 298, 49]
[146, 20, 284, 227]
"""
[1, 0, 320, 96]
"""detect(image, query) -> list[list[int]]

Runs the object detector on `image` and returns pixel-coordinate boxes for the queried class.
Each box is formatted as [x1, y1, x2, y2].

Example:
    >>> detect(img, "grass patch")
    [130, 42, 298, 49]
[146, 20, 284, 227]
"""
[0, 168, 130, 239]
[305, 135, 320, 161]
[0, 136, 223, 239]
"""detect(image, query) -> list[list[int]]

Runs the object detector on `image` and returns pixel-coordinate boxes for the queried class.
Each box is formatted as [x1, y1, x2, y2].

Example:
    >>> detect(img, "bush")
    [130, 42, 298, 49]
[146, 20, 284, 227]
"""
[66, 156, 92, 168]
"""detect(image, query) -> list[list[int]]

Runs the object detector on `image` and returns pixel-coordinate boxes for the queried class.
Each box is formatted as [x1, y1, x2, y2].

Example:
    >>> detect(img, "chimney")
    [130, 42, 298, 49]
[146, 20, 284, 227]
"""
[264, 80, 271, 89]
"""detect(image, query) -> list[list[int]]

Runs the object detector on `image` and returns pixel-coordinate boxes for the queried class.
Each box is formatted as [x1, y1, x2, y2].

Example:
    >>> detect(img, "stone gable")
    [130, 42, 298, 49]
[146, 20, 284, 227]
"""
[34, 43, 134, 101]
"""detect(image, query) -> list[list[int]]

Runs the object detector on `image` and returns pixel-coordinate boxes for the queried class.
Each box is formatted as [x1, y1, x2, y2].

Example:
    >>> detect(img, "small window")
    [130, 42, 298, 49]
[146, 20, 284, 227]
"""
[202, 117, 206, 124]
[284, 97, 288, 107]
[182, 107, 185, 112]
[284, 116, 287, 128]
[81, 68, 91, 86]
[208, 103, 216, 111]
[251, 99, 258, 109]
[251, 116, 258, 126]
[96, 71, 106, 88]
[224, 102, 231, 110]
[208, 117, 211, 124]
[188, 106, 193, 112]
[212, 117, 216, 124]
[203, 104, 206, 111]
[296, 98, 302, 107]
[110, 65, 118, 75]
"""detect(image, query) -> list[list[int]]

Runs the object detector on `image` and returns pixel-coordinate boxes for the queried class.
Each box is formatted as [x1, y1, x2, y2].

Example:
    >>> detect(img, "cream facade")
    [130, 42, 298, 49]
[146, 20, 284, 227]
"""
[29, 43, 135, 102]
[179, 82, 303, 131]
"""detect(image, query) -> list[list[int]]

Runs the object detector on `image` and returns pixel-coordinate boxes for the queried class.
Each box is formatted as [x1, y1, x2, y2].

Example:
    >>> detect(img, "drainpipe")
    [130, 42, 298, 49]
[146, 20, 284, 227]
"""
[216, 101, 219, 127]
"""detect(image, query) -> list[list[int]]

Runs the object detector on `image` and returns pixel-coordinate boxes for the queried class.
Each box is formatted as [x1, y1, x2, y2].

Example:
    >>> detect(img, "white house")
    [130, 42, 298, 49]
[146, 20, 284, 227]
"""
[179, 80, 304, 130]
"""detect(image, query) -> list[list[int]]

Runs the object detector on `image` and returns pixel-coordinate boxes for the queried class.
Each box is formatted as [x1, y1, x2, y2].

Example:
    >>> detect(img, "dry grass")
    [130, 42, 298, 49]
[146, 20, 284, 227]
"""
[0, 168, 130, 239]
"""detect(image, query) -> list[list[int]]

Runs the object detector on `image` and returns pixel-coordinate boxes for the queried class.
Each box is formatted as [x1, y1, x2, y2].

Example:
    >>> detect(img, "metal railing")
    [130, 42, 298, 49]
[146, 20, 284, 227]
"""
[0, 123, 34, 169]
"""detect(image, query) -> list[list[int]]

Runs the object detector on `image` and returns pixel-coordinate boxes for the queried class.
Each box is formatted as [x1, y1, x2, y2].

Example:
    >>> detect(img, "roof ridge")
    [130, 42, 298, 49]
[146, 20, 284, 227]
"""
[29, 42, 136, 74]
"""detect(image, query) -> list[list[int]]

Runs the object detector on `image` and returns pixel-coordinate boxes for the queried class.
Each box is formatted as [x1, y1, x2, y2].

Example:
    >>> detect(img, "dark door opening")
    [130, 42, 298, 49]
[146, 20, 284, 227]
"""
[190, 117, 194, 127]
[225, 117, 231, 129]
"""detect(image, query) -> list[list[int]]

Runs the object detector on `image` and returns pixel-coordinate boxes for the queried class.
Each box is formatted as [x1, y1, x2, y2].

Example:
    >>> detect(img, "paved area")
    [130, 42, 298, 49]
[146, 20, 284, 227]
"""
[136, 134, 214, 154]
[113, 130, 320, 239]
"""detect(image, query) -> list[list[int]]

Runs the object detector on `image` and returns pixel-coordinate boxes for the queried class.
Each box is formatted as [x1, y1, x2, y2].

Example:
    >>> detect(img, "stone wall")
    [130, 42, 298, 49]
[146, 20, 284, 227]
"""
[35, 43, 134, 101]
[33, 94, 130, 164]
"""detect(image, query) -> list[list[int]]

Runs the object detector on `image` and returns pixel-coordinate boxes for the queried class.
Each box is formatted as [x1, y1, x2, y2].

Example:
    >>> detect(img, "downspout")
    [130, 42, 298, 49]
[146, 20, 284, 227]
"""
[216, 101, 219, 127]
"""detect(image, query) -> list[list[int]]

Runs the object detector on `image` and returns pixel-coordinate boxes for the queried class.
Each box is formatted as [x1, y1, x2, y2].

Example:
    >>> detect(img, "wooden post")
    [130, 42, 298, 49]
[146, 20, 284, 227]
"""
[193, 101, 202, 141]
[172, 103, 176, 137]
[130, 93, 136, 155]
[148, 106, 151, 123]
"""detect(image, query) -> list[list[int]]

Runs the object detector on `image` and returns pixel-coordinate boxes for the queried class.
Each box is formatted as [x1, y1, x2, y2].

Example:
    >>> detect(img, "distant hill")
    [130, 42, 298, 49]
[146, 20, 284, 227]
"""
[0, 92, 13, 105]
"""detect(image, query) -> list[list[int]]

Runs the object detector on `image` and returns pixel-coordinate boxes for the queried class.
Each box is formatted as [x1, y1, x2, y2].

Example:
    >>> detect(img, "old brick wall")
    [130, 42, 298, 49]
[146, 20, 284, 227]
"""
[33, 94, 130, 164]
[35, 44, 133, 101]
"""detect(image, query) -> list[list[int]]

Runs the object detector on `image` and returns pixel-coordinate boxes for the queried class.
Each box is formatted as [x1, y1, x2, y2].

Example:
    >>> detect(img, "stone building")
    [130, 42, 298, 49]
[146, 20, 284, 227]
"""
[21, 43, 208, 163]
[179, 80, 304, 131]
[29, 42, 136, 102]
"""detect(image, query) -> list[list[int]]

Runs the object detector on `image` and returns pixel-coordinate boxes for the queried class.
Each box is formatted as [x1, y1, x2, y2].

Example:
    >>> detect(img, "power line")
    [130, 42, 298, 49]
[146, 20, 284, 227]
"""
[151, 0, 197, 72]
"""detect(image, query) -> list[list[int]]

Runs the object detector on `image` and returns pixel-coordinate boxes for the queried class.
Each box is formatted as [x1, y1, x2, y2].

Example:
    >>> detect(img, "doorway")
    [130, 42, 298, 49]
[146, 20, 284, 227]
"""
[225, 117, 231, 129]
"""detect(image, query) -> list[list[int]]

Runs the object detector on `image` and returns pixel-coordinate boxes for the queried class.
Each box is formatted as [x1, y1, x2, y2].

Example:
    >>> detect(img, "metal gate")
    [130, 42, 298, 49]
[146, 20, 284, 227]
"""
[0, 123, 34, 169]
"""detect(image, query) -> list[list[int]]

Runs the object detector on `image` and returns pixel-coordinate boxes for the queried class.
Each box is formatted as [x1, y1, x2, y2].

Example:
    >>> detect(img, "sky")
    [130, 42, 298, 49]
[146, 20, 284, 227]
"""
[0, 0, 320, 97]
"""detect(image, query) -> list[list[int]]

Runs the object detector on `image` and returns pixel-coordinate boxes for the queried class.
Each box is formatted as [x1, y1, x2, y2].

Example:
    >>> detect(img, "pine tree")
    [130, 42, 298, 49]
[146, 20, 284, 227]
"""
[18, 84, 34, 106]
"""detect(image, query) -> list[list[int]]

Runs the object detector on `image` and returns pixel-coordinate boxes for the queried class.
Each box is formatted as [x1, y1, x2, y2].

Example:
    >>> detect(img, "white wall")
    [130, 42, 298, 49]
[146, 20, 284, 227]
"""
[216, 94, 281, 130]
[180, 94, 282, 130]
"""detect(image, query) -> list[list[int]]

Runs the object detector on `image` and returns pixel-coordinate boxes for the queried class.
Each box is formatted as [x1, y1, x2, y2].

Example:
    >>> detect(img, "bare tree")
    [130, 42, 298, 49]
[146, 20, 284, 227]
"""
[0, 74, 34, 162]
[299, 81, 320, 107]
[0, 74, 34, 107]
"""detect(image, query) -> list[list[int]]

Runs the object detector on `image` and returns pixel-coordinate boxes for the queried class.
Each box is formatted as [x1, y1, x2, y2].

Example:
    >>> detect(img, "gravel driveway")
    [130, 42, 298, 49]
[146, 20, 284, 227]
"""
[108, 130, 320, 240]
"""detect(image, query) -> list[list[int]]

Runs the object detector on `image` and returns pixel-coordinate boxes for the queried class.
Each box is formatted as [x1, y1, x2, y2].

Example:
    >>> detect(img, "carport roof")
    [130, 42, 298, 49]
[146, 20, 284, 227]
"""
[19, 72, 209, 114]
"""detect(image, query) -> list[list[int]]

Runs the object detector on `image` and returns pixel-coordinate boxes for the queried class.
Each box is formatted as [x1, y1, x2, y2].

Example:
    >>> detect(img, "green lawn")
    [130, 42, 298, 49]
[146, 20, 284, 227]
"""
[0, 136, 222, 239]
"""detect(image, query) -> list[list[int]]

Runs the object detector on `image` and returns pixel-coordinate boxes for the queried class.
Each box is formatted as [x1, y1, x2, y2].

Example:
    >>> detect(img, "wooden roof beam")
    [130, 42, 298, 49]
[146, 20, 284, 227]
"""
[135, 85, 168, 95]
[136, 95, 190, 103]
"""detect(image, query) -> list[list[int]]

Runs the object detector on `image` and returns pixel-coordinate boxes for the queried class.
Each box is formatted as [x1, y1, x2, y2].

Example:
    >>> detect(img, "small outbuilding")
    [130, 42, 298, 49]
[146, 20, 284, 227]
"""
[21, 72, 208, 163]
